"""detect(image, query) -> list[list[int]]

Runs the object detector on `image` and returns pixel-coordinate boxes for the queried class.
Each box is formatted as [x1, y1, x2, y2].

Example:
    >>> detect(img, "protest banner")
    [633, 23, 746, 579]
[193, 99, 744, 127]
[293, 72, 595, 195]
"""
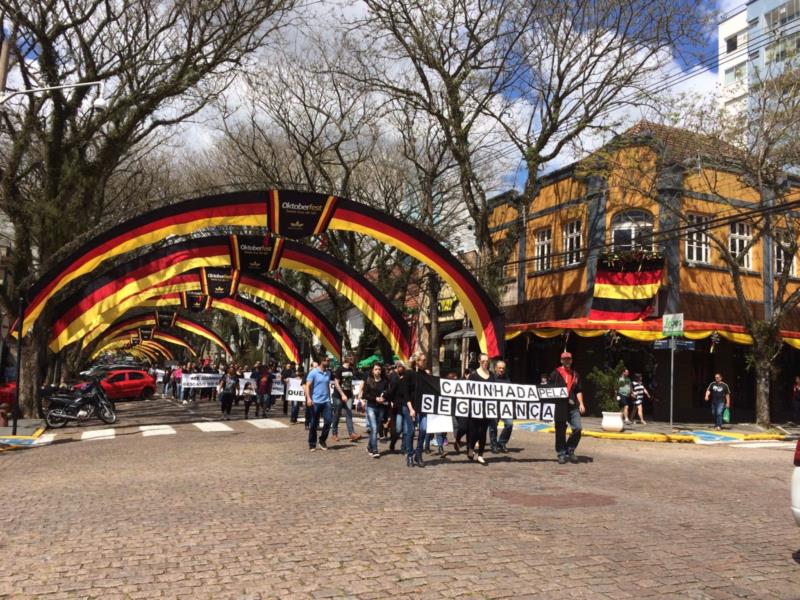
[286, 377, 305, 402]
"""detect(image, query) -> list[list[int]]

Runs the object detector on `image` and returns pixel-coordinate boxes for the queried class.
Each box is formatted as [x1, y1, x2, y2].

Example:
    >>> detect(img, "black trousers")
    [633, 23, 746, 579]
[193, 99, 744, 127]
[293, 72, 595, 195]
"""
[455, 417, 469, 444]
[467, 418, 490, 455]
[220, 392, 234, 415]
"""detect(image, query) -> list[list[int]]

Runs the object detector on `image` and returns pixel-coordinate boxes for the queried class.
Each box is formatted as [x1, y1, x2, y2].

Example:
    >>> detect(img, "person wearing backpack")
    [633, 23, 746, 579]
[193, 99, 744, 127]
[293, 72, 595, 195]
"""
[549, 351, 585, 464]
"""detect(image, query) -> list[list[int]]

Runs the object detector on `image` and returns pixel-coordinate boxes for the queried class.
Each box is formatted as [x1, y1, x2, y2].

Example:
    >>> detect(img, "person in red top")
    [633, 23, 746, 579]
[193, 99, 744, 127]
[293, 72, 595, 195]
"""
[549, 351, 586, 464]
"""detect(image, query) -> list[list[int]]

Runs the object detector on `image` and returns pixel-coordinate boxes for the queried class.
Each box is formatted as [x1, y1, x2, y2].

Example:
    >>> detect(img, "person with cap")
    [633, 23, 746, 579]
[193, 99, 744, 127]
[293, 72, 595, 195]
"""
[549, 351, 585, 464]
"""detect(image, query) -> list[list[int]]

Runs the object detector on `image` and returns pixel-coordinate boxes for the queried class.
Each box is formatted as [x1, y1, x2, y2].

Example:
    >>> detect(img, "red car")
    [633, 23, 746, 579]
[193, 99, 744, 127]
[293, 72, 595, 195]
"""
[75, 369, 156, 401]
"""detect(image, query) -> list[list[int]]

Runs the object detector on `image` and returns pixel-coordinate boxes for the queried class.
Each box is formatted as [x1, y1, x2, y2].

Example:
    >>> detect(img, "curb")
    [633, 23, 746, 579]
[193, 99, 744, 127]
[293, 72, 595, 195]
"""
[0, 425, 47, 452]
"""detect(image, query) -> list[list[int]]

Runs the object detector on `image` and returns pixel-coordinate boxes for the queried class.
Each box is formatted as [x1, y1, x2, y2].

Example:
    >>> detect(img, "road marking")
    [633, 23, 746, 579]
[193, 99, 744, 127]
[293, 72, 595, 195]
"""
[139, 425, 176, 436]
[193, 422, 233, 432]
[731, 441, 797, 449]
[247, 419, 289, 429]
[81, 429, 116, 441]
[35, 433, 56, 445]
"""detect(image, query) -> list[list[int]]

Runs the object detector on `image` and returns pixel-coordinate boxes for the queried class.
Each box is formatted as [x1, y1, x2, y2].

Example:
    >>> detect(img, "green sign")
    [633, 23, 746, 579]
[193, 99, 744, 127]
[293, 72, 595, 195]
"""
[662, 313, 684, 337]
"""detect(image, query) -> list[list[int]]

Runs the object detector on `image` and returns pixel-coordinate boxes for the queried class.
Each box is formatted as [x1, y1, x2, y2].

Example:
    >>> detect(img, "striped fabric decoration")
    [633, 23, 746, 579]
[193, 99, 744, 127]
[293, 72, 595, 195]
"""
[588, 257, 663, 321]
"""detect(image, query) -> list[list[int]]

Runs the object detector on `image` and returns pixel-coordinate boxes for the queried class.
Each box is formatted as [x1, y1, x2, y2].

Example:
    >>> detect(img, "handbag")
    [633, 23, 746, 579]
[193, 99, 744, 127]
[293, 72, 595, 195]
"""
[723, 407, 730, 423]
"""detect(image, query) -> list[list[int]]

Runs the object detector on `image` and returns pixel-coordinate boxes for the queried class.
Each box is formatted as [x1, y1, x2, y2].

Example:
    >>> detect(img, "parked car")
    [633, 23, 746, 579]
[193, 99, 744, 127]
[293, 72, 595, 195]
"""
[793, 439, 800, 526]
[74, 370, 155, 401]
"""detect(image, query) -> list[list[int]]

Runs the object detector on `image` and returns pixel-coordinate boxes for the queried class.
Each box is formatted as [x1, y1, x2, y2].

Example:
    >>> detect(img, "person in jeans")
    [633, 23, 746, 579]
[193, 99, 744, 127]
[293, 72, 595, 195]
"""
[704, 373, 731, 431]
[290, 366, 305, 424]
[332, 354, 360, 443]
[305, 357, 333, 451]
[616, 368, 633, 425]
[549, 351, 585, 464]
[218, 366, 239, 420]
[488, 360, 513, 453]
[361, 363, 388, 458]
[404, 353, 427, 468]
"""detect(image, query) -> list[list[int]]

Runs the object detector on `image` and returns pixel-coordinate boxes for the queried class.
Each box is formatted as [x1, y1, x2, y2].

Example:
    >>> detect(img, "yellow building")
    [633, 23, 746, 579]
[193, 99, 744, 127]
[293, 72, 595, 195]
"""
[489, 122, 800, 421]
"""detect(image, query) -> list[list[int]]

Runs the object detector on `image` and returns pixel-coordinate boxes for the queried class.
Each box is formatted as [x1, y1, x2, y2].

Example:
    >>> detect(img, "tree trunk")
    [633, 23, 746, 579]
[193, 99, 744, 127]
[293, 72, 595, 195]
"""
[755, 361, 772, 428]
[19, 326, 49, 419]
[429, 276, 440, 376]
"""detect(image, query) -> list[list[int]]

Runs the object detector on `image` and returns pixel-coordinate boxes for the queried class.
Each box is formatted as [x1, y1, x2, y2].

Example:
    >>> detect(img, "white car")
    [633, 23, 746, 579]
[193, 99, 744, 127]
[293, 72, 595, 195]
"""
[793, 439, 800, 526]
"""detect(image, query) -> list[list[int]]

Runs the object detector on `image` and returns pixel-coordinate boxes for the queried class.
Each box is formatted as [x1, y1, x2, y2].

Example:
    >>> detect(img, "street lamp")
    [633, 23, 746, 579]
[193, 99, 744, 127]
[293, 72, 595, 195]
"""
[0, 79, 107, 434]
[0, 80, 107, 109]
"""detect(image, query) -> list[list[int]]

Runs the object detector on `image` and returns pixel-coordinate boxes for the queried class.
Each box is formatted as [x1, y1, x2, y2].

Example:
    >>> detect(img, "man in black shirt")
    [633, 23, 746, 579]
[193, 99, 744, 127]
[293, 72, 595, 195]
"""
[281, 361, 296, 416]
[332, 354, 360, 442]
[704, 373, 731, 431]
[549, 352, 585, 464]
[488, 360, 513, 453]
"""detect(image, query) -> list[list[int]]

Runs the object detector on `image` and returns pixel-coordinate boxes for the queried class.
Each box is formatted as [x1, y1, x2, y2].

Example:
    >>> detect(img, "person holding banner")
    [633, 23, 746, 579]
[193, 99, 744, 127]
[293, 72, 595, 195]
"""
[405, 353, 428, 468]
[362, 363, 388, 458]
[288, 367, 305, 424]
[488, 360, 513, 454]
[331, 354, 359, 443]
[305, 357, 334, 451]
[550, 352, 585, 464]
[467, 354, 493, 465]
[281, 362, 296, 416]
[387, 361, 408, 452]
[218, 366, 239, 420]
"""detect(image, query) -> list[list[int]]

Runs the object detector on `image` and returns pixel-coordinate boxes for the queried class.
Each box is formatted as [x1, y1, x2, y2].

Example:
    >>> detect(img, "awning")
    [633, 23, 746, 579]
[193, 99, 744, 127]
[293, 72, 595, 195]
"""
[443, 328, 475, 341]
[506, 317, 800, 347]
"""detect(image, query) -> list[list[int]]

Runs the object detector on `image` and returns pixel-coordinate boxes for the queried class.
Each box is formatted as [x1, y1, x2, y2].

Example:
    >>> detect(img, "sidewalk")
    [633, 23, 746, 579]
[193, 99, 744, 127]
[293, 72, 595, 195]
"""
[0, 419, 46, 451]
[517, 416, 795, 444]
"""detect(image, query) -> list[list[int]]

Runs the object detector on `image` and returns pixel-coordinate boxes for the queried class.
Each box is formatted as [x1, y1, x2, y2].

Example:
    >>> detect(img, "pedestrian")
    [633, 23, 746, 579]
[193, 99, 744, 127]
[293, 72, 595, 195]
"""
[218, 366, 239, 420]
[305, 357, 334, 451]
[302, 362, 316, 429]
[631, 373, 650, 425]
[257, 367, 273, 417]
[281, 362, 296, 416]
[290, 366, 305, 424]
[332, 354, 360, 443]
[617, 367, 633, 425]
[162, 366, 172, 397]
[704, 373, 731, 431]
[242, 382, 257, 419]
[270, 369, 284, 416]
[488, 360, 513, 453]
[404, 353, 428, 468]
[549, 351, 585, 464]
[466, 353, 493, 465]
[361, 363, 388, 458]
[387, 360, 408, 452]
[172, 364, 183, 401]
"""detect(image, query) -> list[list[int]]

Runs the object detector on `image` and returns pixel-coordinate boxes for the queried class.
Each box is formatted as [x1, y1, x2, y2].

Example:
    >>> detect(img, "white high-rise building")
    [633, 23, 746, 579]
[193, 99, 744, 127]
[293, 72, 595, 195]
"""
[718, 0, 800, 114]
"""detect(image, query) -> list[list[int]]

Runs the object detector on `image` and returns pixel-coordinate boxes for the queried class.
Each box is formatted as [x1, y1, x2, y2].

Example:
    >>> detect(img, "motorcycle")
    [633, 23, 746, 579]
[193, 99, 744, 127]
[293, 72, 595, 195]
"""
[44, 379, 117, 428]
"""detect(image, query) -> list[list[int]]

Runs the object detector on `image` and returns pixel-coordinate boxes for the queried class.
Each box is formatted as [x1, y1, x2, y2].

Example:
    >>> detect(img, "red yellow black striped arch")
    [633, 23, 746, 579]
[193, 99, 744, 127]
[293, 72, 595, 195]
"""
[23, 190, 503, 356]
[92, 330, 197, 360]
[97, 338, 174, 362]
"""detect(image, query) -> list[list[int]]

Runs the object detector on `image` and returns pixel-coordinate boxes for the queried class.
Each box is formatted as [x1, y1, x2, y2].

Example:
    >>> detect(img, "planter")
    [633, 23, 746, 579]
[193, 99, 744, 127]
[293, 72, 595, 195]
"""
[601, 411, 624, 432]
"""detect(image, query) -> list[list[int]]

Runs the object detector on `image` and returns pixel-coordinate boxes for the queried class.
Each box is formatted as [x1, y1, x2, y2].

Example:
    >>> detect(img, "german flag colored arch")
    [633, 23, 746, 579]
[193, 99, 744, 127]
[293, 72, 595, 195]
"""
[47, 236, 405, 359]
[23, 190, 503, 356]
[98, 338, 175, 361]
[92, 330, 197, 360]
[84, 270, 341, 359]
[88, 313, 230, 357]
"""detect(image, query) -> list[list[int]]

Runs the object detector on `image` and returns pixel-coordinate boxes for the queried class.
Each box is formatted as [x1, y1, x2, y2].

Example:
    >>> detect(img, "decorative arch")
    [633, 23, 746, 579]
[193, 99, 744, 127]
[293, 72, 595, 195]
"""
[84, 270, 341, 359]
[23, 190, 503, 356]
[46, 236, 407, 359]
[99, 338, 174, 362]
[91, 328, 198, 360]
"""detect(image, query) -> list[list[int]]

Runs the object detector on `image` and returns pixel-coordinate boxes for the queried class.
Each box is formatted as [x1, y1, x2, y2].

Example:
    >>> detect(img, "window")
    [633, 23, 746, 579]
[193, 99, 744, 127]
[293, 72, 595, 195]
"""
[563, 220, 582, 266]
[766, 0, 800, 28]
[726, 36, 738, 53]
[611, 210, 654, 252]
[128, 372, 145, 380]
[685, 214, 711, 264]
[766, 29, 800, 64]
[775, 232, 796, 277]
[534, 227, 552, 272]
[724, 61, 746, 86]
[729, 222, 753, 269]
[107, 374, 126, 383]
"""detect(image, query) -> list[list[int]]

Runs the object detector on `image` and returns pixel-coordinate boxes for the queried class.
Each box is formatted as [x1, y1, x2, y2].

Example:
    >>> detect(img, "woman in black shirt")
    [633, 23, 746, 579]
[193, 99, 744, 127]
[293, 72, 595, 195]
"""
[467, 354, 493, 465]
[362, 363, 388, 458]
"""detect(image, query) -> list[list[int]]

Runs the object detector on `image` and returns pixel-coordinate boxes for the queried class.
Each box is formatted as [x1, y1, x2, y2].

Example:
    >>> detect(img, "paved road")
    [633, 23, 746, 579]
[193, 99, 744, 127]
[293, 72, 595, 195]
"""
[2, 397, 799, 599]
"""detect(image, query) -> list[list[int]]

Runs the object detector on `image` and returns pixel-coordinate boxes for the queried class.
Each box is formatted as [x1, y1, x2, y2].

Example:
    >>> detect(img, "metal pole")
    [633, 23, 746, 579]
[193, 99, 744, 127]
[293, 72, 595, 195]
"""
[12, 295, 23, 435]
[669, 336, 675, 432]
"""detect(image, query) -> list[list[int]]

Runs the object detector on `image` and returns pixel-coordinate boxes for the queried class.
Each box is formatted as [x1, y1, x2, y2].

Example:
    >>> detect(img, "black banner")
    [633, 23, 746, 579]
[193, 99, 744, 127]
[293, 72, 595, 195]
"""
[155, 310, 177, 329]
[139, 327, 153, 341]
[183, 292, 210, 313]
[416, 373, 567, 421]
[268, 190, 337, 239]
[230, 234, 280, 274]
[202, 268, 240, 299]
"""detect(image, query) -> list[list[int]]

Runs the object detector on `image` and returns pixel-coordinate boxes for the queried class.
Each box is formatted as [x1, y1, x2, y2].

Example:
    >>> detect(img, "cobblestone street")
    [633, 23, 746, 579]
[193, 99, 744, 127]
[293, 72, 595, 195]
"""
[2, 398, 799, 599]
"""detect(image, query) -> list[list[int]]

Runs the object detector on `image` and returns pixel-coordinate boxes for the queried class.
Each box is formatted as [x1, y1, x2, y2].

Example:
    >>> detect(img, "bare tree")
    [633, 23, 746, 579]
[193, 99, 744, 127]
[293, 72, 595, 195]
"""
[0, 0, 297, 415]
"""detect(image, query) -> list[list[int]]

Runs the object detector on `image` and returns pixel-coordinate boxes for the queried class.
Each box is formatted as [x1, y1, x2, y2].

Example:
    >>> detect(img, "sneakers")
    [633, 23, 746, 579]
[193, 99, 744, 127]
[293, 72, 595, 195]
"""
[350, 433, 362, 442]
[476, 455, 486, 465]
[624, 419, 633, 425]
[557, 454, 567, 464]
[310, 447, 316, 452]
[568, 453, 578, 464]
[331, 434, 339, 442]
[318, 442, 328, 450]
[372, 452, 380, 458]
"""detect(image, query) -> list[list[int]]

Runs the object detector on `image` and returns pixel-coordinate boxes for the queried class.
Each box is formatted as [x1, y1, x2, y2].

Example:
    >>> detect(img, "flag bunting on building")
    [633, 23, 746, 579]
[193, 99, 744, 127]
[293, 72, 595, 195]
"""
[588, 256, 663, 321]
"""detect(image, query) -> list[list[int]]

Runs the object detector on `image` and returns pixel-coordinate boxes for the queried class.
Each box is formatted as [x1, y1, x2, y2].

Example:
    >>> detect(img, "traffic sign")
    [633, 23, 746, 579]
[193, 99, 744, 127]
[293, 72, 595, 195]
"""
[662, 313, 684, 337]
[654, 338, 695, 351]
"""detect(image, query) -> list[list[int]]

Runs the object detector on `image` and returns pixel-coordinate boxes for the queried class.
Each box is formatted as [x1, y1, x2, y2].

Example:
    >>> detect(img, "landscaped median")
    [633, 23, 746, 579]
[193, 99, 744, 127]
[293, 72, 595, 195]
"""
[516, 421, 788, 444]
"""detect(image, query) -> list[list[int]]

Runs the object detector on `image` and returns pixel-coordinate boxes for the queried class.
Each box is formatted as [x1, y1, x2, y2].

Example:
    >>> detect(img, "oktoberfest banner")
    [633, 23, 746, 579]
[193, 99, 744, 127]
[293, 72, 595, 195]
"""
[229, 234, 282, 274]
[267, 190, 337, 239]
[417, 373, 567, 421]
[182, 291, 212, 313]
[201, 267, 240, 299]
[139, 327, 153, 341]
[155, 310, 177, 329]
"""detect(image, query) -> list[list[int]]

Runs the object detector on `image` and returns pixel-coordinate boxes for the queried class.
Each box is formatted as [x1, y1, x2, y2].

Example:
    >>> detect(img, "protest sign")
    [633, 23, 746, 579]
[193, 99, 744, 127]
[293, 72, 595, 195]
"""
[286, 377, 305, 402]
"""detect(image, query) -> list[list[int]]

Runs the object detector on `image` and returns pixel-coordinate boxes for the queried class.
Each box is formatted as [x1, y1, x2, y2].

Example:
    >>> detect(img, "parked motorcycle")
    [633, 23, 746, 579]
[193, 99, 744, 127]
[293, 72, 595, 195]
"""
[44, 379, 117, 428]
